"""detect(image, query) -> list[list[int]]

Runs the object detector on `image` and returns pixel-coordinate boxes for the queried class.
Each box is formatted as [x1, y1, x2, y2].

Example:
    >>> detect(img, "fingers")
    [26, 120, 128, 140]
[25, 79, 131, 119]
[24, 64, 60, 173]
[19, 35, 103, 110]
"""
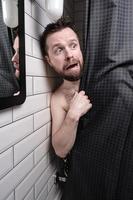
[69, 90, 92, 117]
[79, 90, 91, 101]
[88, 102, 92, 109]
[72, 90, 92, 105]
[79, 90, 85, 95]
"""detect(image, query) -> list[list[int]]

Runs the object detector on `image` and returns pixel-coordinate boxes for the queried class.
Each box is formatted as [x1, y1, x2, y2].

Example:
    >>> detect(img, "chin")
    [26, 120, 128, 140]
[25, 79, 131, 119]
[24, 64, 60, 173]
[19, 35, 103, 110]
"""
[64, 71, 83, 81]
[15, 70, 20, 79]
[64, 75, 82, 82]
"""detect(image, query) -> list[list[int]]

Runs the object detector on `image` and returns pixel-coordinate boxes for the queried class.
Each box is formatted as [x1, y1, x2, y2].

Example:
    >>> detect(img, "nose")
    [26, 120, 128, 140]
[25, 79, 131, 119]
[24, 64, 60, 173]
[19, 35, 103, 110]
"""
[65, 48, 73, 60]
[12, 52, 19, 63]
[12, 55, 15, 62]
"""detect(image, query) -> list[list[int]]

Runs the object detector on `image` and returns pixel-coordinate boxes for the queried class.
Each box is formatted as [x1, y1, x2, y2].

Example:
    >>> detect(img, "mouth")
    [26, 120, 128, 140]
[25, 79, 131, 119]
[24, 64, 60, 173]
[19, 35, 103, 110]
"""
[65, 62, 78, 70]
[13, 63, 19, 70]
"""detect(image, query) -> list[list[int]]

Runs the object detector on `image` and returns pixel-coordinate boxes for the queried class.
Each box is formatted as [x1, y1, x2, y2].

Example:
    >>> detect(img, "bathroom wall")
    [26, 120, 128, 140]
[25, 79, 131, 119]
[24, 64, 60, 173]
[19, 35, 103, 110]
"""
[0, 0, 61, 199]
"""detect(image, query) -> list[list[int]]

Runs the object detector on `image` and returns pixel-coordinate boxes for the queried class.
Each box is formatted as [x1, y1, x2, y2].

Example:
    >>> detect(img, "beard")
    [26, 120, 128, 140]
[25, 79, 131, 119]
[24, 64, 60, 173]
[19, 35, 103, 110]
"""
[54, 59, 83, 82]
[60, 67, 83, 81]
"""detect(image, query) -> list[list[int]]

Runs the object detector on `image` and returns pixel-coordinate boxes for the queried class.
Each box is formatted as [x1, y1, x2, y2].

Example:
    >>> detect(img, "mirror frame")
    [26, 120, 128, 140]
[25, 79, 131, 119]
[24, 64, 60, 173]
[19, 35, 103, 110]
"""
[0, 0, 26, 110]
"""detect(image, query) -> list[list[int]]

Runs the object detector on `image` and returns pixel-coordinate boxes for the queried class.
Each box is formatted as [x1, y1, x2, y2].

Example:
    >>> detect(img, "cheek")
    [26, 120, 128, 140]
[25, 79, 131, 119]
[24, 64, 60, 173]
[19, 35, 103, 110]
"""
[50, 56, 64, 66]
[78, 51, 83, 63]
[16, 54, 19, 62]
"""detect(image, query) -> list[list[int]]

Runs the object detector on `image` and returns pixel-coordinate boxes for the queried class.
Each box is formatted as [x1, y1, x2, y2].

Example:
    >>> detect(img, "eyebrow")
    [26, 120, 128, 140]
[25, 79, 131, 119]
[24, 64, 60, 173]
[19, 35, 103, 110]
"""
[52, 39, 78, 49]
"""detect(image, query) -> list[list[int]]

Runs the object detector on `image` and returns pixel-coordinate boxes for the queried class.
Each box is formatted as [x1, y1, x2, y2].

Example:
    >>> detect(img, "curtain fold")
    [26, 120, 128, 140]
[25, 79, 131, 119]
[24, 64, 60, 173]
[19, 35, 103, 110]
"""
[62, 0, 133, 199]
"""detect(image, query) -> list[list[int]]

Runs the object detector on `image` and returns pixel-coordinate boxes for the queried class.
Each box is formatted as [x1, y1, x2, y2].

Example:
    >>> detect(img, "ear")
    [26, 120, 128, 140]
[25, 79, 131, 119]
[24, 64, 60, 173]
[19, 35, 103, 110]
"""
[45, 55, 52, 66]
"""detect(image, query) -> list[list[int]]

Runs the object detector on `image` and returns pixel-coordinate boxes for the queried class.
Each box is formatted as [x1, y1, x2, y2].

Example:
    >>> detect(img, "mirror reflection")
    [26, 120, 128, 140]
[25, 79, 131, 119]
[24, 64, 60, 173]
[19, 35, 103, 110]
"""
[0, 1, 20, 97]
[0, 0, 26, 109]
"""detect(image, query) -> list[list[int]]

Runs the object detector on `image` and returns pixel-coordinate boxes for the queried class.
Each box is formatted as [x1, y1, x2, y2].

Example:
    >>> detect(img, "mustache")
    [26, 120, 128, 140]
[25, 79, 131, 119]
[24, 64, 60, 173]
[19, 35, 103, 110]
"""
[63, 58, 79, 70]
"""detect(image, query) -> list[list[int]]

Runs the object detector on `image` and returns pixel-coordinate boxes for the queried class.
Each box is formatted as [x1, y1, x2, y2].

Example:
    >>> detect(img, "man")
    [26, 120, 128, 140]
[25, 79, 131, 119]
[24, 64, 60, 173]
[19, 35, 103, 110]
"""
[41, 3, 133, 200]
[11, 32, 20, 96]
[12, 34, 20, 79]
[40, 17, 92, 159]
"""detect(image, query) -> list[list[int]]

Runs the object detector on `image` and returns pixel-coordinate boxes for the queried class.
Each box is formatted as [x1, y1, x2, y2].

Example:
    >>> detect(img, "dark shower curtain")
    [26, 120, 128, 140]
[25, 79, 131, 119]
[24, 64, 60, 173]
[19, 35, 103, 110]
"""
[62, 0, 133, 199]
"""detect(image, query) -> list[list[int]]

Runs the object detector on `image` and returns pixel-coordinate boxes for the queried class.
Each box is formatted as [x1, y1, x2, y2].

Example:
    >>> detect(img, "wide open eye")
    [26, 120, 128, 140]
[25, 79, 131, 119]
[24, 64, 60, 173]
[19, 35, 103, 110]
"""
[70, 42, 78, 49]
[54, 47, 64, 55]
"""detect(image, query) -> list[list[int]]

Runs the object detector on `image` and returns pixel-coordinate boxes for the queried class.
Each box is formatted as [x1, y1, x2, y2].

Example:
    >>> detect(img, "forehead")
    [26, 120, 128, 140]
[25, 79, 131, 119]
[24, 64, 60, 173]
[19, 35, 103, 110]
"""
[13, 36, 19, 49]
[46, 27, 79, 47]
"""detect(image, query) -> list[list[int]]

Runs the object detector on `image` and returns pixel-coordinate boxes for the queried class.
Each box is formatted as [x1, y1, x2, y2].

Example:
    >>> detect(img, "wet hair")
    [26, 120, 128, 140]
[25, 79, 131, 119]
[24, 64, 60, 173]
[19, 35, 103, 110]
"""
[40, 17, 79, 57]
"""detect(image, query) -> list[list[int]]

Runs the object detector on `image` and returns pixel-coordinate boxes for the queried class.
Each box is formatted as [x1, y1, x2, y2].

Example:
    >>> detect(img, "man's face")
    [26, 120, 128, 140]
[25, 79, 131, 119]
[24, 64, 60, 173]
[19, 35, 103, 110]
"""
[45, 27, 83, 81]
[12, 35, 20, 78]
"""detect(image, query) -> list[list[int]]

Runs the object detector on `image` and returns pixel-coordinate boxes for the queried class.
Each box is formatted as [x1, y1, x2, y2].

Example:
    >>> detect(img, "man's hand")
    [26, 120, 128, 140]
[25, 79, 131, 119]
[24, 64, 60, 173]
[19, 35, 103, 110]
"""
[68, 90, 92, 121]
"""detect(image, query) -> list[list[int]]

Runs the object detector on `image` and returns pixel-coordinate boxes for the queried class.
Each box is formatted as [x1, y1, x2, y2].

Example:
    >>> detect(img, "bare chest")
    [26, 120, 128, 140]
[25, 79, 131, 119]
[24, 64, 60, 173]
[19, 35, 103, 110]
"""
[63, 92, 75, 112]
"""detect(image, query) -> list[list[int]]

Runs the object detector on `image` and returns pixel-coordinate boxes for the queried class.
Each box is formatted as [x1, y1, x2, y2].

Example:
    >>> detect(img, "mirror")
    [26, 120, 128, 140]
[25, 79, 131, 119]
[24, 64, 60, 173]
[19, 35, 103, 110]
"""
[0, 0, 26, 110]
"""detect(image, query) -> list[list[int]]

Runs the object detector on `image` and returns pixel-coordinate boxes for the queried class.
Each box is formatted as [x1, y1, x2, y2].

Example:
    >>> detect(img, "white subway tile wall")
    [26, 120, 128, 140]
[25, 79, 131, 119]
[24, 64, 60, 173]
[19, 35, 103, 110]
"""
[0, 148, 13, 179]
[0, 153, 34, 200]
[23, 188, 34, 200]
[0, 108, 12, 128]
[6, 192, 14, 200]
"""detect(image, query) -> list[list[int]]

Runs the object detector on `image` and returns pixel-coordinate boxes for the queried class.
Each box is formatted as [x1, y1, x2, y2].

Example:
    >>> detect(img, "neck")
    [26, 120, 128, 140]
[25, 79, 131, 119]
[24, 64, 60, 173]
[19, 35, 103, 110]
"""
[63, 79, 80, 91]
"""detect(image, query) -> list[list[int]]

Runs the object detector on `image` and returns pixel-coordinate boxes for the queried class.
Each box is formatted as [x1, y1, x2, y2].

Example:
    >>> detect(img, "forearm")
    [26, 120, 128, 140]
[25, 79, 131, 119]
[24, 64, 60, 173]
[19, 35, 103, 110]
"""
[52, 112, 79, 158]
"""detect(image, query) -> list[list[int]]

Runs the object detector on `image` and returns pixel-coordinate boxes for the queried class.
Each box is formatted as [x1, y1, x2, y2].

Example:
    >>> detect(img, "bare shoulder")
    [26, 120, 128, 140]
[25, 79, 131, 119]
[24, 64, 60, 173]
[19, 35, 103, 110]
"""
[51, 89, 64, 106]
[50, 86, 68, 134]
[51, 87, 66, 109]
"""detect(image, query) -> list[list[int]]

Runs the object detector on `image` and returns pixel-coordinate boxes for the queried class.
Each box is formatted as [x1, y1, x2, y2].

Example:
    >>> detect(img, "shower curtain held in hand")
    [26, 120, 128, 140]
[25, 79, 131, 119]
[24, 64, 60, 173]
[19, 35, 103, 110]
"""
[62, 0, 133, 199]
